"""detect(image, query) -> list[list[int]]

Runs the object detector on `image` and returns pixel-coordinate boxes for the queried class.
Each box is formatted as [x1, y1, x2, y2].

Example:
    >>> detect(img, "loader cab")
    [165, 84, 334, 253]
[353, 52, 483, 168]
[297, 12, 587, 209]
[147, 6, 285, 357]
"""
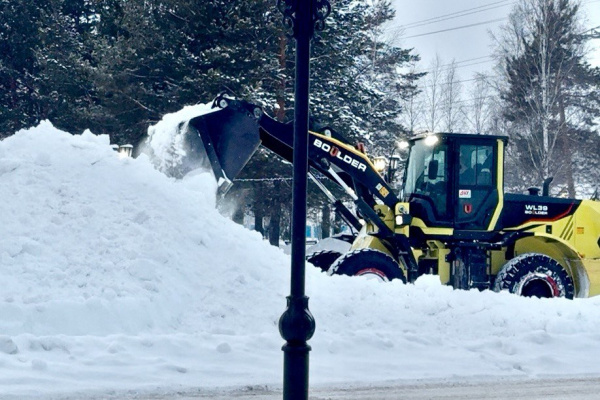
[401, 133, 507, 231]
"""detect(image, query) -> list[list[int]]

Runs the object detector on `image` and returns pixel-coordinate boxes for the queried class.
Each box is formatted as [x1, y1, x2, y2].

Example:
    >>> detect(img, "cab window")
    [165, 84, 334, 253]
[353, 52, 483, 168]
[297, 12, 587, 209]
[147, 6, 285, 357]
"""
[404, 140, 448, 218]
[459, 144, 493, 186]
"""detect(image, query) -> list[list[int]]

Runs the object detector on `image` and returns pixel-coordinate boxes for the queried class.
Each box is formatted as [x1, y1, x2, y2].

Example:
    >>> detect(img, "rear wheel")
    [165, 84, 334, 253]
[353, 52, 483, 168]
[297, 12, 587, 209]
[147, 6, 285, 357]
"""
[328, 248, 406, 282]
[306, 250, 342, 273]
[493, 253, 574, 299]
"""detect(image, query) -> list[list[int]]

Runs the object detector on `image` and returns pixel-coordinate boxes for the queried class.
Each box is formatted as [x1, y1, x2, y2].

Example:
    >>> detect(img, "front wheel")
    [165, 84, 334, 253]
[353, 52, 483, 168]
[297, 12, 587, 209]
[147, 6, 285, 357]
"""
[328, 248, 406, 282]
[493, 253, 574, 299]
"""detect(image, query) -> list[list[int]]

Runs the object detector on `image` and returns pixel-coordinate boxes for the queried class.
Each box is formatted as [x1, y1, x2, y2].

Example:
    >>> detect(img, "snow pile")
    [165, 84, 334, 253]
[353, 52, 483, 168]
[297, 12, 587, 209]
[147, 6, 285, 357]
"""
[2, 118, 600, 398]
[0, 120, 290, 395]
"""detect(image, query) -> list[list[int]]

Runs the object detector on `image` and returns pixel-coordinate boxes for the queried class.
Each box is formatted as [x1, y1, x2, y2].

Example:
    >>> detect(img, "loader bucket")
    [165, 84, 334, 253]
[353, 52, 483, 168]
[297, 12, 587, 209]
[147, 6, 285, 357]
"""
[186, 102, 262, 195]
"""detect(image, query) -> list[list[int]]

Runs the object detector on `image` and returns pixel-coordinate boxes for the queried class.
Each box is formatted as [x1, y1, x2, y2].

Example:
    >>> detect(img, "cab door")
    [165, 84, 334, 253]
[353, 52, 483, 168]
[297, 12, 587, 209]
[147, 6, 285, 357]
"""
[453, 141, 499, 230]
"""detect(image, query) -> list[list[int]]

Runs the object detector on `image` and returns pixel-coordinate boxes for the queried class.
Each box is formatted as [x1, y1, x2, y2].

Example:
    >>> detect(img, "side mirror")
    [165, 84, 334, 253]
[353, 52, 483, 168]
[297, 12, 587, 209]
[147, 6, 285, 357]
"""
[428, 160, 439, 180]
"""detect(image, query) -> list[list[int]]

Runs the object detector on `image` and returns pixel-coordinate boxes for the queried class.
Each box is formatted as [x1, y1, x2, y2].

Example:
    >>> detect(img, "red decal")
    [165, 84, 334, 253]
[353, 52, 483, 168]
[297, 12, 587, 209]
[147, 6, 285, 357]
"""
[524, 203, 575, 224]
[464, 203, 473, 214]
[330, 146, 339, 157]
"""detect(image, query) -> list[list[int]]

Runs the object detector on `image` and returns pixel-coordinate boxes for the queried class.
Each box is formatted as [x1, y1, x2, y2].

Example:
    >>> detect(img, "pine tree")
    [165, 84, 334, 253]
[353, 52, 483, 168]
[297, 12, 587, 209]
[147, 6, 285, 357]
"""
[498, 0, 600, 194]
[36, 0, 100, 133]
[239, 0, 424, 240]
[0, 0, 103, 137]
[0, 1, 46, 136]
[90, 0, 279, 145]
[310, 0, 422, 155]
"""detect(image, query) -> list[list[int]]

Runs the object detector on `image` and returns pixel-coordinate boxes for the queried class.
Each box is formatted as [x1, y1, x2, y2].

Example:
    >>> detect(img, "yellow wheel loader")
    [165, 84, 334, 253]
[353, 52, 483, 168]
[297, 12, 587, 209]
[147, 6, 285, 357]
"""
[181, 95, 600, 299]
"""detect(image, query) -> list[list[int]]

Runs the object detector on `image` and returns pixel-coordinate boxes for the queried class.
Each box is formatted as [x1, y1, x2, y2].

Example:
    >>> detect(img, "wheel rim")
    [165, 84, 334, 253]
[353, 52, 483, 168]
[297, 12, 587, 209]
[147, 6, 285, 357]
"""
[355, 268, 389, 282]
[517, 272, 558, 298]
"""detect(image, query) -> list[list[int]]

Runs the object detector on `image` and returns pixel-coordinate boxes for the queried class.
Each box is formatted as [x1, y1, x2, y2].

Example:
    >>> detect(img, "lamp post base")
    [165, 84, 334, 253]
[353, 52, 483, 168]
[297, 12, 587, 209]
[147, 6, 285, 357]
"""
[279, 295, 316, 400]
[282, 343, 311, 400]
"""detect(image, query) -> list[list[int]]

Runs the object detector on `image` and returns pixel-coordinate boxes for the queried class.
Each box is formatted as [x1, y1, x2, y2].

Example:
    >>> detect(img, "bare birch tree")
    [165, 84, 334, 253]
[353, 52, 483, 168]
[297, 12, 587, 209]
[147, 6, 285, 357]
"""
[441, 59, 463, 132]
[423, 54, 444, 132]
[399, 62, 425, 134]
[462, 74, 494, 133]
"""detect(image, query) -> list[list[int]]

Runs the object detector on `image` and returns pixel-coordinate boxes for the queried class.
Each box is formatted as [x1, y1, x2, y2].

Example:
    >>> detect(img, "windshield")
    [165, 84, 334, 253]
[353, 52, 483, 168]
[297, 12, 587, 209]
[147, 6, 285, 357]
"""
[402, 138, 448, 217]
[403, 140, 446, 195]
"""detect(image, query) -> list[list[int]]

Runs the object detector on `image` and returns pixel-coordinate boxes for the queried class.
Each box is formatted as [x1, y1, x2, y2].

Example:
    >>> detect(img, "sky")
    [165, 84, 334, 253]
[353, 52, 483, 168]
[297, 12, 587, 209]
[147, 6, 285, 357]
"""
[2, 106, 600, 399]
[389, 0, 600, 78]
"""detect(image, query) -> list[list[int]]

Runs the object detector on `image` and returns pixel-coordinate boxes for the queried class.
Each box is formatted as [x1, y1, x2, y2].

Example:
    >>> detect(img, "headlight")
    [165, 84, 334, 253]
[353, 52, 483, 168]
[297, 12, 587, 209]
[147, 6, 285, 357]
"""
[397, 140, 409, 150]
[373, 156, 387, 173]
[395, 214, 412, 226]
[424, 135, 439, 147]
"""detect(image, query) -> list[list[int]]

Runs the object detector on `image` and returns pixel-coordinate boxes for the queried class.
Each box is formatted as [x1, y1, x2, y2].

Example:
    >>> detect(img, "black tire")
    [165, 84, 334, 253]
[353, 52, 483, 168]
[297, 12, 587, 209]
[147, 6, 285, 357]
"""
[493, 253, 574, 299]
[328, 248, 406, 282]
[306, 250, 343, 273]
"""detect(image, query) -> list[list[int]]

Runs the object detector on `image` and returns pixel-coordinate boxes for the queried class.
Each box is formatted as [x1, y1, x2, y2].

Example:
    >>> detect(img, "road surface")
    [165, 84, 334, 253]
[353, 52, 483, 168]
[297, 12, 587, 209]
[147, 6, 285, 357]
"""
[11, 376, 600, 400]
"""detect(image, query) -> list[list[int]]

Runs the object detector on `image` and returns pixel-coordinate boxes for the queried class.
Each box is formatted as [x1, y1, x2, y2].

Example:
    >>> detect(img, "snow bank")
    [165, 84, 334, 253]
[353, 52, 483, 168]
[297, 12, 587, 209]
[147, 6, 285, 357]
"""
[2, 118, 600, 398]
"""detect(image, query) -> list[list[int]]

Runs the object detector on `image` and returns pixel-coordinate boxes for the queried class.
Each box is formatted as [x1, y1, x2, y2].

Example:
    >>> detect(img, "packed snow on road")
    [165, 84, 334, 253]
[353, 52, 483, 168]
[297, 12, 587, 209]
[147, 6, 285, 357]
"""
[2, 111, 600, 399]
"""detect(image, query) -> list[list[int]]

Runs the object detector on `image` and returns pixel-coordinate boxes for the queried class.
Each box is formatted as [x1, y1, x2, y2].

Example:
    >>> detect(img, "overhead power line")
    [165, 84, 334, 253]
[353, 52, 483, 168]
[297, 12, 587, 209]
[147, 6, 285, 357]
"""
[384, 0, 513, 35]
[400, 1, 514, 30]
[441, 55, 492, 66]
[440, 59, 496, 70]
[398, 0, 511, 28]
[417, 74, 501, 90]
[419, 56, 495, 73]
[403, 18, 506, 39]
[388, 0, 599, 40]
[394, 0, 596, 33]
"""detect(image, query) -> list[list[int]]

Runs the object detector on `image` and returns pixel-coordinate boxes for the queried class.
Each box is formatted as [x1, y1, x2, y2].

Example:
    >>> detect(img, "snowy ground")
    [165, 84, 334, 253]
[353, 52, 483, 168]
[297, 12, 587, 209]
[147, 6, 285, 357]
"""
[2, 116, 600, 399]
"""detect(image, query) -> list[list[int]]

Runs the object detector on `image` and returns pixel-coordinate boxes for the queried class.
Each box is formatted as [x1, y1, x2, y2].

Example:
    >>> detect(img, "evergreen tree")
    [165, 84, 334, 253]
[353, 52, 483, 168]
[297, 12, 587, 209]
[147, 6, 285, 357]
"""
[0, 0, 101, 137]
[498, 0, 600, 194]
[0, 0, 425, 241]
[36, 0, 100, 134]
[239, 0, 424, 240]
[310, 0, 422, 155]
[0, 1, 47, 136]
[91, 0, 279, 145]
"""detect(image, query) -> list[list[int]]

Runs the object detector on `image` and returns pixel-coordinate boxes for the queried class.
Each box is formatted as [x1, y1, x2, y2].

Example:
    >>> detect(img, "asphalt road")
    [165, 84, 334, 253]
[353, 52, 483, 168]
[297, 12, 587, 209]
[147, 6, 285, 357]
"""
[17, 376, 600, 400]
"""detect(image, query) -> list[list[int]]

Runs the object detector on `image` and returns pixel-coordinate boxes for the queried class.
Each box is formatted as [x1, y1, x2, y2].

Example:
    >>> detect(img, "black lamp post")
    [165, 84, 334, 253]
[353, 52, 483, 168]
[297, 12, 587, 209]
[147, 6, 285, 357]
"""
[276, 1, 330, 400]
[388, 154, 401, 184]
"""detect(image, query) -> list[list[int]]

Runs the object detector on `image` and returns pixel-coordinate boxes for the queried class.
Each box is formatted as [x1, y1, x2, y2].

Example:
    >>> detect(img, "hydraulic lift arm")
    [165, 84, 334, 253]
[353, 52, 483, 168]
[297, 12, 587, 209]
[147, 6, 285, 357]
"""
[186, 95, 400, 235]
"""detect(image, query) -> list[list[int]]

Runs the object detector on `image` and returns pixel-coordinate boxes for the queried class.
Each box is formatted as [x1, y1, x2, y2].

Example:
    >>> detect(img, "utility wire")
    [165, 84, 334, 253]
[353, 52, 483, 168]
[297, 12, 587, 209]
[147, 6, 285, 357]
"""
[417, 74, 501, 90]
[408, 55, 494, 73]
[401, 2, 514, 30]
[387, 0, 598, 40]
[415, 95, 499, 110]
[393, 0, 513, 30]
[437, 55, 493, 67]
[403, 18, 506, 39]
[393, 0, 596, 33]
[419, 58, 496, 74]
